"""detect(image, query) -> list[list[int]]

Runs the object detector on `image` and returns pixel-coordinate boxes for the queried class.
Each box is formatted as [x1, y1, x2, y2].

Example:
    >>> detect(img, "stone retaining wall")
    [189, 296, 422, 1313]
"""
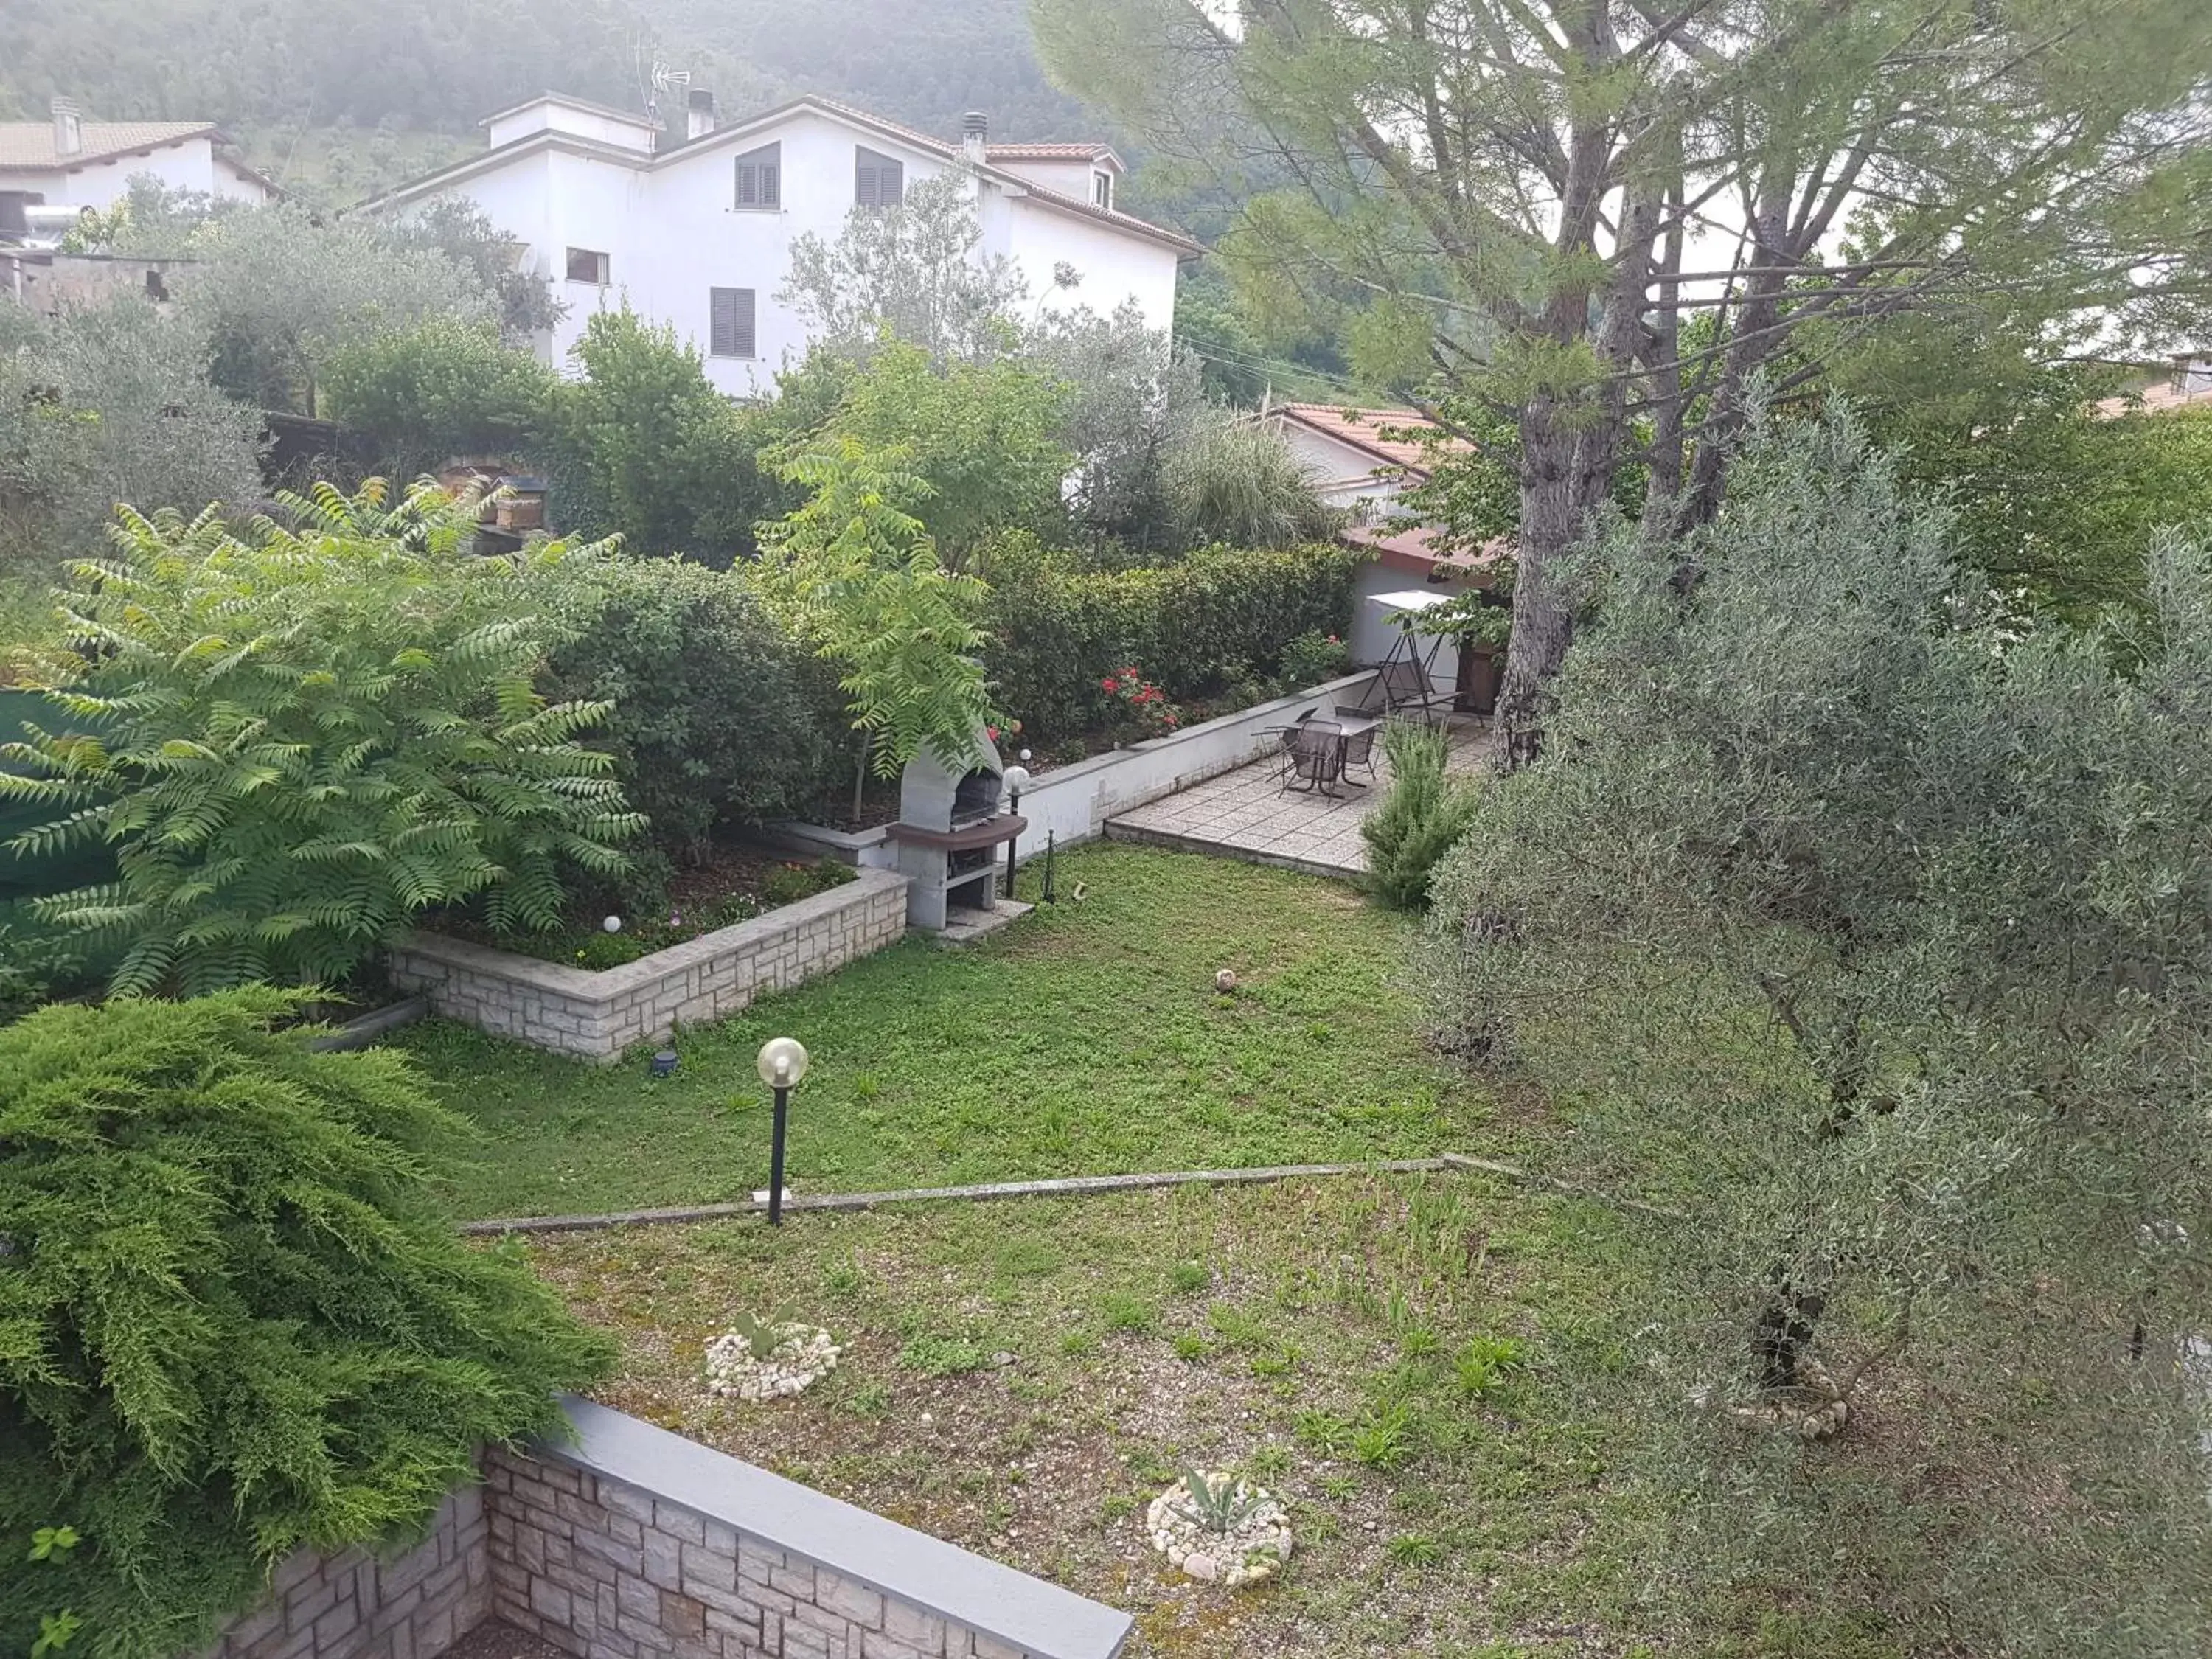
[485, 1399, 1129, 1658]
[200, 1487, 488, 1659]
[385, 869, 909, 1061]
[195, 1399, 1129, 1659]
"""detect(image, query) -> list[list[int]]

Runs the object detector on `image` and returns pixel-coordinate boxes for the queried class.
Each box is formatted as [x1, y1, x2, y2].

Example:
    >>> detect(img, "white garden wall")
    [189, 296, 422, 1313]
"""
[767, 672, 1381, 900]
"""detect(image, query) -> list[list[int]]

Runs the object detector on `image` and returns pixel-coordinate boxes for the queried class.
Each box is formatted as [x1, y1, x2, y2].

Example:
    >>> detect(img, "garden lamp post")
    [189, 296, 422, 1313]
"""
[755, 1037, 809, 1225]
[1001, 763, 1031, 900]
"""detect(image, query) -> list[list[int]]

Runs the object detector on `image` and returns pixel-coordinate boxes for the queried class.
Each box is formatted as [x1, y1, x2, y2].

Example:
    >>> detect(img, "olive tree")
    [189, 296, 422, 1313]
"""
[1422, 407, 2212, 1653]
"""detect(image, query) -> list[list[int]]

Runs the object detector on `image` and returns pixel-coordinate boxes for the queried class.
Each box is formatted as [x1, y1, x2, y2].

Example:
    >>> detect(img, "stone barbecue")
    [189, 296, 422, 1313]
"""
[887, 734, 1025, 932]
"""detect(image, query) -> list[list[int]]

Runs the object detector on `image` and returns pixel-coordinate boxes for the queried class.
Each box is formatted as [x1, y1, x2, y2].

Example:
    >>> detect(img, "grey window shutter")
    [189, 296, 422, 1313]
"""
[855, 148, 903, 208]
[711, 288, 756, 358]
[735, 143, 780, 209]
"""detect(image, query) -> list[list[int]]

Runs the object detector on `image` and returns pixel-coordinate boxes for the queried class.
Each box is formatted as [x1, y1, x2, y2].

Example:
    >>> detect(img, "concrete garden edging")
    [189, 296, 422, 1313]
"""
[385, 868, 910, 1062]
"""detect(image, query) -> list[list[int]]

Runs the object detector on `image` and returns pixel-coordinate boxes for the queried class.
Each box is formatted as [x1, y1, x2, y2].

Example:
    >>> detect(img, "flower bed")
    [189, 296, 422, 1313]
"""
[433, 847, 855, 969]
[386, 867, 910, 1062]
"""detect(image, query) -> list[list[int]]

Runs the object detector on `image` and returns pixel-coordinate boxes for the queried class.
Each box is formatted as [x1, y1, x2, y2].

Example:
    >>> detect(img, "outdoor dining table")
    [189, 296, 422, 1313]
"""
[1281, 712, 1382, 796]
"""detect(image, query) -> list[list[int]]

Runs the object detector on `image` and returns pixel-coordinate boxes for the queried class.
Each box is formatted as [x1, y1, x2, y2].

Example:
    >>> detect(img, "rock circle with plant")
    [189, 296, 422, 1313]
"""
[1147, 1470, 1293, 1587]
[704, 1313, 842, 1401]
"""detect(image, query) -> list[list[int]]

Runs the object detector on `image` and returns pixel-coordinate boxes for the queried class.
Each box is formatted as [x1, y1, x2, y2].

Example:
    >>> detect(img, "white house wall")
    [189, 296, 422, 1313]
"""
[411, 107, 1183, 397]
[1004, 198, 1179, 330]
[1276, 422, 1402, 513]
[16, 140, 267, 211]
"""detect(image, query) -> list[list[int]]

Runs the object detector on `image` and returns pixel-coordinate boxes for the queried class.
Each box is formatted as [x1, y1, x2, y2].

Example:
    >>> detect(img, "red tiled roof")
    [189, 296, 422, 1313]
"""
[0, 119, 219, 171]
[2093, 379, 2212, 418]
[986, 142, 1119, 165]
[1273, 403, 1475, 476]
[1346, 524, 1513, 582]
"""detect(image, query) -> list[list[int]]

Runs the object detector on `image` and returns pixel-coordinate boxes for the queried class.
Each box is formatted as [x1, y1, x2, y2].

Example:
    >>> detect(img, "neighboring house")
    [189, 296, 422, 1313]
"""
[359, 90, 1203, 396]
[1263, 402, 1507, 703]
[2093, 351, 2212, 418]
[0, 97, 274, 213]
[1263, 401, 1472, 521]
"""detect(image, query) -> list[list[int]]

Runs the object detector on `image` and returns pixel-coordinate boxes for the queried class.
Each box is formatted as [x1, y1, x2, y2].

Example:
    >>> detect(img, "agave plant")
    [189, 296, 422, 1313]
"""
[1174, 1470, 1270, 1535]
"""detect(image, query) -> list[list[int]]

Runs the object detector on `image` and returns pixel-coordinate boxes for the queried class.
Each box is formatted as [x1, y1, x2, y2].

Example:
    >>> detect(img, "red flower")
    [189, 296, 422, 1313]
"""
[986, 725, 1001, 740]
[1326, 634, 1340, 644]
[1102, 677, 1119, 693]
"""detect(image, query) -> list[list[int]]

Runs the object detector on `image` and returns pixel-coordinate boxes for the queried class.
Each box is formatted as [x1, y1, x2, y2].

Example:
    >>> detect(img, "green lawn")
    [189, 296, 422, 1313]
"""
[406, 846, 1495, 1220]
[524, 1171, 1668, 1659]
[432, 841, 1917, 1656]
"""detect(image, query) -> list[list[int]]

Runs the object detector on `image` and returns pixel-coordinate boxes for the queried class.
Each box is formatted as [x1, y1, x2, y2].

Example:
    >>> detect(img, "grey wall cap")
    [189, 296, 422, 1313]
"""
[541, 1395, 1132, 1659]
[394, 868, 909, 998]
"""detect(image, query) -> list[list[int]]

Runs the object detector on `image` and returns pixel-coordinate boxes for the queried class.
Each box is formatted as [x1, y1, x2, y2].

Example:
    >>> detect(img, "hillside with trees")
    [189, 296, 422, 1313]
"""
[0, 0, 1093, 204]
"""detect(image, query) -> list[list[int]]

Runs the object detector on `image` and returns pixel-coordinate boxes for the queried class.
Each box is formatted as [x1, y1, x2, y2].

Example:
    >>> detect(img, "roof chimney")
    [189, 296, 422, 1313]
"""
[961, 110, 988, 164]
[51, 97, 83, 159]
[686, 88, 717, 142]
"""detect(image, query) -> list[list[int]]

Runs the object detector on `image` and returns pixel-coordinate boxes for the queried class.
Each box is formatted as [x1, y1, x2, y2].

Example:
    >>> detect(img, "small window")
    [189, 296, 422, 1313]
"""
[734, 142, 781, 210]
[855, 147, 904, 209]
[1092, 171, 1113, 211]
[566, 247, 610, 285]
[709, 287, 756, 358]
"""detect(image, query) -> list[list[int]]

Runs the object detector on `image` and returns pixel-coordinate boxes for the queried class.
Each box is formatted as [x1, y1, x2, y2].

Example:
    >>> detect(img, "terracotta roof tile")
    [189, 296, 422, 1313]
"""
[0, 120, 220, 170]
[985, 142, 1116, 162]
[2092, 379, 2212, 418]
[1273, 404, 1476, 475]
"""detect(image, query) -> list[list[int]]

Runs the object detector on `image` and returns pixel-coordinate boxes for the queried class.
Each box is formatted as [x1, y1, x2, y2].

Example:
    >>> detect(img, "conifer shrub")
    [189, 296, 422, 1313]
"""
[0, 987, 612, 1659]
[1360, 720, 1478, 910]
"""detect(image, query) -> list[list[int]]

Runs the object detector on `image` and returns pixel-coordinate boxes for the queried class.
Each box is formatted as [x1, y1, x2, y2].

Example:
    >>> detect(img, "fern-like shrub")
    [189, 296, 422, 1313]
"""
[0, 987, 613, 1659]
[0, 481, 644, 995]
[1360, 720, 1478, 910]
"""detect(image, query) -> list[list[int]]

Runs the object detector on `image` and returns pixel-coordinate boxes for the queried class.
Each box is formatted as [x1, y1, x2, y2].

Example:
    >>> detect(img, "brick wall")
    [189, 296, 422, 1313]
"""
[488, 1399, 1128, 1659]
[484, 1450, 1018, 1659]
[192, 1399, 1127, 1659]
[386, 870, 910, 1062]
[201, 1487, 489, 1659]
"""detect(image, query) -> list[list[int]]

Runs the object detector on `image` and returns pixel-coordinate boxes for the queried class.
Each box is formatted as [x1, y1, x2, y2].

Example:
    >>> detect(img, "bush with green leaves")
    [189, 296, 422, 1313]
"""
[0, 987, 612, 1659]
[1359, 720, 1478, 910]
[754, 437, 995, 815]
[979, 535, 1359, 737]
[0, 296, 265, 571]
[1422, 408, 2212, 1655]
[0, 482, 641, 995]
[1278, 628, 1352, 690]
[539, 555, 841, 863]
[796, 338, 1074, 565]
[322, 318, 564, 483]
[548, 307, 773, 563]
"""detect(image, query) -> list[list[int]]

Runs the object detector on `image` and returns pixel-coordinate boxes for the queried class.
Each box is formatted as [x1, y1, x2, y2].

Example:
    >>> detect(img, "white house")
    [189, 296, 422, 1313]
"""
[360, 91, 1202, 396]
[0, 98, 274, 215]
[1258, 403, 1509, 703]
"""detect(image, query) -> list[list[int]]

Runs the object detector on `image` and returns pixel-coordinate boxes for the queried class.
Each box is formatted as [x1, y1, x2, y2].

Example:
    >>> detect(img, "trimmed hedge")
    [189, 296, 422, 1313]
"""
[981, 537, 1362, 737]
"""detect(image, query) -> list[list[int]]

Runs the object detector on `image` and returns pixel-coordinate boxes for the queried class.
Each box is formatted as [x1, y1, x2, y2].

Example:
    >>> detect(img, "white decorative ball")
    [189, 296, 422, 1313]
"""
[602, 915, 623, 933]
[1215, 968, 1238, 993]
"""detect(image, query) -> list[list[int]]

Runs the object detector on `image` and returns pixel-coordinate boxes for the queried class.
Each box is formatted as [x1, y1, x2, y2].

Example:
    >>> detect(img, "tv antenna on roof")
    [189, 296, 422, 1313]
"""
[646, 61, 692, 127]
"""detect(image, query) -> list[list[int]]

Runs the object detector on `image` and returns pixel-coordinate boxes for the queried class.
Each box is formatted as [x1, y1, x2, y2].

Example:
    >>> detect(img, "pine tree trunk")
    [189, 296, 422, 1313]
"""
[1495, 400, 1587, 767]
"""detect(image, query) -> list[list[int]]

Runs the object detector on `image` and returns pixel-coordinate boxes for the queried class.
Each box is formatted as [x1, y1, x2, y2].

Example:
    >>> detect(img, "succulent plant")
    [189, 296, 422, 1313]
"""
[726, 1311, 788, 1361]
[1174, 1470, 1270, 1535]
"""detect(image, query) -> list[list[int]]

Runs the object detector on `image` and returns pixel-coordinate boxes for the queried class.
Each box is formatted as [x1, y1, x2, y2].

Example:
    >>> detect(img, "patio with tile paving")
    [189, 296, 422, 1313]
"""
[1105, 718, 1496, 878]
